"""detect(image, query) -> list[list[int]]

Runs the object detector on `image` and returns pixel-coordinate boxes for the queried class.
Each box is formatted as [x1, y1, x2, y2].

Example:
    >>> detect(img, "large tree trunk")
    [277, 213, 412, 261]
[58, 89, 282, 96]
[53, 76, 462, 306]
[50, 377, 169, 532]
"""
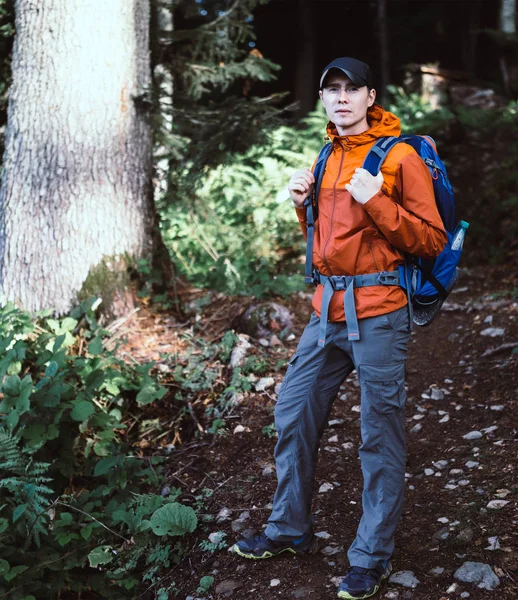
[294, 0, 316, 119]
[0, 0, 155, 315]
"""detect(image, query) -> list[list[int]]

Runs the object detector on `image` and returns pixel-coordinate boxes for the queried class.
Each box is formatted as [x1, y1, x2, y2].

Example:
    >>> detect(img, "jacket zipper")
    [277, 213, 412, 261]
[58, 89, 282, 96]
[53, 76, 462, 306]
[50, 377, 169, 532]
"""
[322, 144, 345, 275]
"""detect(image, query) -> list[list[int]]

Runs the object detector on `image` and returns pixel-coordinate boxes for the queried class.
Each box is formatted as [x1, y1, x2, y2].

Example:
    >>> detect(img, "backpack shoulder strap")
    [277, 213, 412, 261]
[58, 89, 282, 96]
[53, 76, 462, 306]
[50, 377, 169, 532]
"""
[304, 142, 332, 283]
[362, 136, 402, 175]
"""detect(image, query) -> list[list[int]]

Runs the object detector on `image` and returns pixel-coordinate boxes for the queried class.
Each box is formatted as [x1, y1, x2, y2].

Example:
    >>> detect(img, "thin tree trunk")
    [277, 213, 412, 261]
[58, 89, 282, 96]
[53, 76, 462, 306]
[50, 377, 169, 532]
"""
[499, 0, 517, 95]
[0, 0, 155, 314]
[294, 0, 316, 118]
[377, 0, 390, 106]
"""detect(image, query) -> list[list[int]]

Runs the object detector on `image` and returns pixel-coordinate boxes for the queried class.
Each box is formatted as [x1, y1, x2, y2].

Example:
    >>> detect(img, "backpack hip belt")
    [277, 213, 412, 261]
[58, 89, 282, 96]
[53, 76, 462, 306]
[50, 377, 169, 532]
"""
[312, 269, 400, 347]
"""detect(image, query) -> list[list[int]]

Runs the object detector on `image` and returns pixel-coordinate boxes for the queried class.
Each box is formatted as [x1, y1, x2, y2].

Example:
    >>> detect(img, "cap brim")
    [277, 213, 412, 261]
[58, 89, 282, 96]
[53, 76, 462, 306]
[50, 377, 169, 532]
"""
[320, 67, 365, 89]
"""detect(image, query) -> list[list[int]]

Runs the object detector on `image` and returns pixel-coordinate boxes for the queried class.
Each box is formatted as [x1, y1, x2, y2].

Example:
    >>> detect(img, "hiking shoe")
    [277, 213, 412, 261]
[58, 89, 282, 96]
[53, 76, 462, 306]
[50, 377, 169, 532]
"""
[231, 531, 314, 559]
[337, 562, 392, 599]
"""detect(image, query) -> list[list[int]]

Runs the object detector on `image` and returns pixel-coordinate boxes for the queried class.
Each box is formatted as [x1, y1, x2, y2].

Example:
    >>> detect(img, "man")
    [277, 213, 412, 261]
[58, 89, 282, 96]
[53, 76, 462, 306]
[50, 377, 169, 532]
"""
[231, 57, 447, 599]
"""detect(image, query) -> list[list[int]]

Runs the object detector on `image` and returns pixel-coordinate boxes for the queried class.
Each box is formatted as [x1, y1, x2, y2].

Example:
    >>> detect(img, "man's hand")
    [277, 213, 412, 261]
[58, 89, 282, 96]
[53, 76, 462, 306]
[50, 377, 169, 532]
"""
[345, 168, 384, 205]
[288, 168, 315, 208]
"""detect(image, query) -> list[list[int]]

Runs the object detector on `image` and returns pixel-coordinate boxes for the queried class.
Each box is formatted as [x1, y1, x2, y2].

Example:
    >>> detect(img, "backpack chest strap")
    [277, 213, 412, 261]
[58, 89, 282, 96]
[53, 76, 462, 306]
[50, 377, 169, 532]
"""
[312, 269, 400, 346]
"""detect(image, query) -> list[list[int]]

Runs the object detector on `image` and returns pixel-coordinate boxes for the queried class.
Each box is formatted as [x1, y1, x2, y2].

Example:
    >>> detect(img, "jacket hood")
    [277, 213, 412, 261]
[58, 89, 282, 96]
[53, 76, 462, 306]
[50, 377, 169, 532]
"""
[325, 104, 401, 146]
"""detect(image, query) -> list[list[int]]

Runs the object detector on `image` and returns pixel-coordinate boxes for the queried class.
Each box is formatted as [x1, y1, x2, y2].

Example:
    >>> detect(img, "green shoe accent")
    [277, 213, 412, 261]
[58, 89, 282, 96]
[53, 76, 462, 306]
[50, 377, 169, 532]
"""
[231, 544, 296, 560]
[337, 583, 380, 600]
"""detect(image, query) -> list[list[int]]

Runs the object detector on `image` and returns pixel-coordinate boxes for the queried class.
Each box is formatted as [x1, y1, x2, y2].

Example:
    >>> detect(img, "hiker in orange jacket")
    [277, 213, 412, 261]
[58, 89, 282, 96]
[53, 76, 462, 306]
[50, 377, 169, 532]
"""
[232, 57, 447, 600]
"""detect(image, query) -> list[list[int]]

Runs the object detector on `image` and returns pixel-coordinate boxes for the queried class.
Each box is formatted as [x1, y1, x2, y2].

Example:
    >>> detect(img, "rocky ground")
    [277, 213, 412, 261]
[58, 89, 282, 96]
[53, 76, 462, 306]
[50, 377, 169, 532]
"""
[122, 265, 518, 600]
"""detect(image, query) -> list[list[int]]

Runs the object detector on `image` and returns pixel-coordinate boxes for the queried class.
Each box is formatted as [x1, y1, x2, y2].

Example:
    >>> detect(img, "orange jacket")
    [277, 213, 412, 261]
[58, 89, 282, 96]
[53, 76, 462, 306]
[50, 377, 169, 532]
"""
[295, 104, 448, 322]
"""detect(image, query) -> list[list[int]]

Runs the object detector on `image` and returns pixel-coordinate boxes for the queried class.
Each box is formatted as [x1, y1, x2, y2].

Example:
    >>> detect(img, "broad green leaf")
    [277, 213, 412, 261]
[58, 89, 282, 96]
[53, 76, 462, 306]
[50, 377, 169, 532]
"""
[53, 333, 66, 353]
[4, 565, 28, 582]
[93, 441, 110, 457]
[86, 369, 105, 390]
[136, 384, 167, 406]
[7, 361, 21, 375]
[0, 559, 9, 576]
[70, 400, 95, 421]
[88, 546, 114, 568]
[3, 375, 20, 396]
[94, 456, 120, 476]
[150, 502, 197, 537]
[45, 361, 58, 378]
[6, 409, 19, 430]
[88, 336, 103, 356]
[0, 518, 8, 534]
[80, 524, 93, 541]
[60, 317, 78, 332]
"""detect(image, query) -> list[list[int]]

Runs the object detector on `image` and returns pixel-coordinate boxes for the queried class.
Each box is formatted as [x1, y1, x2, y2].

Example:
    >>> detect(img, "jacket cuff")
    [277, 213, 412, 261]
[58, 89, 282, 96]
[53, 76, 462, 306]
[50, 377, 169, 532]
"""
[363, 190, 391, 220]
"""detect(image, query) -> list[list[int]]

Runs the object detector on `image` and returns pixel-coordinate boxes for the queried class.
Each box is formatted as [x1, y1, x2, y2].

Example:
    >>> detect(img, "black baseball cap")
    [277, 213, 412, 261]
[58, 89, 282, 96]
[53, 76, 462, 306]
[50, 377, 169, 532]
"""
[319, 57, 373, 89]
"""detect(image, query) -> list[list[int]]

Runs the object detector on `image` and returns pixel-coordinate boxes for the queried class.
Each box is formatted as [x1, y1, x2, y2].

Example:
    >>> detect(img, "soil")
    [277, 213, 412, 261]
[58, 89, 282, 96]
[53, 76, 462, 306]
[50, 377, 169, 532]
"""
[121, 265, 518, 600]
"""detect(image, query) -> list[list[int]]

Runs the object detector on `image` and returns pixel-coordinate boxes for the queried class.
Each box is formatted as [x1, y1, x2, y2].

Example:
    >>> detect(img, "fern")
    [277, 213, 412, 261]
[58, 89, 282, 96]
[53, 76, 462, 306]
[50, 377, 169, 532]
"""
[0, 428, 54, 547]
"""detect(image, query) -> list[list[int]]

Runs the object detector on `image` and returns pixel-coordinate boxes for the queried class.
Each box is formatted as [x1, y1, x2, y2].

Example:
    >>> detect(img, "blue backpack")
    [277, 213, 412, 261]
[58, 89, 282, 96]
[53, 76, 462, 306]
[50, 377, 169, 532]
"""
[304, 134, 468, 326]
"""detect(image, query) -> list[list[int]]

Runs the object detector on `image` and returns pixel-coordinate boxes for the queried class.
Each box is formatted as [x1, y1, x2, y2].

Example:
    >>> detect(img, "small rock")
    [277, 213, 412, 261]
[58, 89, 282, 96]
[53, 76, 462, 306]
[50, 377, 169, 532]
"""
[328, 435, 339, 443]
[456, 527, 474, 544]
[484, 315, 493, 324]
[465, 461, 479, 469]
[233, 425, 245, 434]
[258, 338, 269, 347]
[255, 377, 275, 392]
[458, 479, 470, 486]
[424, 469, 435, 476]
[433, 460, 449, 469]
[453, 561, 500, 590]
[217, 507, 231, 523]
[161, 486, 171, 497]
[460, 593, 470, 599]
[486, 536, 501, 550]
[439, 415, 450, 423]
[433, 527, 450, 541]
[487, 500, 509, 510]
[291, 586, 317, 598]
[481, 425, 498, 434]
[274, 382, 282, 395]
[463, 431, 483, 440]
[229, 334, 252, 368]
[209, 531, 226, 544]
[328, 418, 344, 426]
[495, 488, 510, 498]
[321, 545, 344, 555]
[446, 582, 459, 593]
[215, 579, 243, 595]
[389, 571, 420, 588]
[384, 591, 400, 599]
[315, 531, 331, 539]
[449, 468, 464, 476]
[431, 388, 445, 400]
[319, 482, 334, 493]
[262, 464, 274, 477]
[409, 424, 422, 434]
[330, 576, 344, 587]
[445, 484, 458, 490]
[429, 566, 445, 576]
[287, 333, 296, 341]
[480, 327, 505, 337]
[437, 517, 449, 524]
[342, 442, 355, 451]
[490, 405, 504, 411]
[352, 405, 361, 413]
[270, 579, 281, 587]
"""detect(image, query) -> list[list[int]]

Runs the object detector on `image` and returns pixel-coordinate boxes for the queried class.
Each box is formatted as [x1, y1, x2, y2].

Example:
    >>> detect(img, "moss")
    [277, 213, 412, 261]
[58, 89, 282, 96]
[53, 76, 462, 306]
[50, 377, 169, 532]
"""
[77, 254, 141, 319]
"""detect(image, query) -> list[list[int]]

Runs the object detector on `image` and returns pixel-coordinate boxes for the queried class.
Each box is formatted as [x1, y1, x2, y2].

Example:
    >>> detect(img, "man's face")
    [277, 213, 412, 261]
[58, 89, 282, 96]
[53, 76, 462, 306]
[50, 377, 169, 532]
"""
[319, 71, 376, 136]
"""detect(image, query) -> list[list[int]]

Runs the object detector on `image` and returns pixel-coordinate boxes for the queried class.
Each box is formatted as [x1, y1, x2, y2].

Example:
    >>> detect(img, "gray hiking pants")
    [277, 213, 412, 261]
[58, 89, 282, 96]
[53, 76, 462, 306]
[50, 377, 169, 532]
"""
[264, 306, 411, 571]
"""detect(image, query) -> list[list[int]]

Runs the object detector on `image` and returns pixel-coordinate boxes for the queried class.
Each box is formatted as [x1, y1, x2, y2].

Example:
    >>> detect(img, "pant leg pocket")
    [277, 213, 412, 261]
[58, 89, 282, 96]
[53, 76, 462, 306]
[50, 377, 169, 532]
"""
[359, 363, 406, 416]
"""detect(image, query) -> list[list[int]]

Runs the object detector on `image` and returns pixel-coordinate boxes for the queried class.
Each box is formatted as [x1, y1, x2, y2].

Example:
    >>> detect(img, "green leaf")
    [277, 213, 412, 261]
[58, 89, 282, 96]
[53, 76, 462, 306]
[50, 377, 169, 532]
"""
[94, 456, 121, 476]
[88, 336, 103, 356]
[0, 559, 9, 576]
[81, 524, 93, 541]
[88, 546, 114, 568]
[86, 369, 105, 390]
[0, 518, 8, 534]
[45, 361, 58, 378]
[60, 317, 78, 332]
[4, 565, 28, 582]
[136, 384, 167, 406]
[6, 361, 21, 375]
[150, 502, 197, 537]
[6, 409, 19, 430]
[53, 333, 66, 353]
[70, 400, 95, 421]
[3, 375, 20, 396]
[198, 575, 214, 593]
[13, 503, 27, 523]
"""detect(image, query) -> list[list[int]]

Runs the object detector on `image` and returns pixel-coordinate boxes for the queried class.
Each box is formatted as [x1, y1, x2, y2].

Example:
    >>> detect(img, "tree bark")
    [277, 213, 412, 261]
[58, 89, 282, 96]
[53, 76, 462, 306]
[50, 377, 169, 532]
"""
[500, 0, 516, 33]
[0, 0, 155, 315]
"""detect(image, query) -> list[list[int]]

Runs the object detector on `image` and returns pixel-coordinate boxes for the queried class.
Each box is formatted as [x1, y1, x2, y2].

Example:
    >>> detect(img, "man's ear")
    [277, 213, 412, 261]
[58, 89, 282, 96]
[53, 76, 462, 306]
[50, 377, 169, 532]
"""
[319, 90, 324, 104]
[368, 88, 376, 107]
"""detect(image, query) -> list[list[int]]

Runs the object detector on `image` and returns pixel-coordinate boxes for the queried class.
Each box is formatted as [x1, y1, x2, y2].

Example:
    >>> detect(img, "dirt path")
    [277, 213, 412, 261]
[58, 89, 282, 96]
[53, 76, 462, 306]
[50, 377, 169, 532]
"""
[126, 266, 518, 600]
